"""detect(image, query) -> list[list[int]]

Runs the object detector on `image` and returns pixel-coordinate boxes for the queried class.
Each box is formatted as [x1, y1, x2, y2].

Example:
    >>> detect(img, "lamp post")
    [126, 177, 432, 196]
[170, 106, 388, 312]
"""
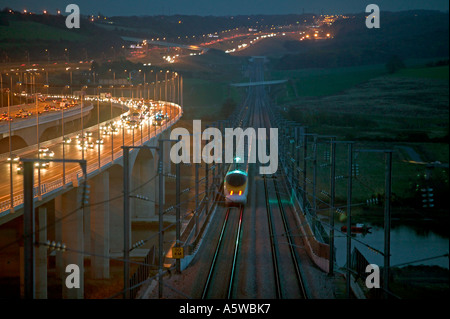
[0, 73, 3, 111]
[62, 85, 70, 185]
[165, 70, 168, 101]
[97, 85, 102, 169]
[122, 145, 159, 299]
[35, 76, 42, 200]
[346, 142, 354, 298]
[69, 71, 73, 96]
[80, 87, 87, 161]
[7, 88, 14, 212]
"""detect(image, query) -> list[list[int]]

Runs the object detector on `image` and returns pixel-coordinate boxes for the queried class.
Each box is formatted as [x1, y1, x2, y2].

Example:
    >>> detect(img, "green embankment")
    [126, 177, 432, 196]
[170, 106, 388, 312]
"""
[273, 61, 448, 219]
[0, 20, 88, 41]
[182, 78, 241, 121]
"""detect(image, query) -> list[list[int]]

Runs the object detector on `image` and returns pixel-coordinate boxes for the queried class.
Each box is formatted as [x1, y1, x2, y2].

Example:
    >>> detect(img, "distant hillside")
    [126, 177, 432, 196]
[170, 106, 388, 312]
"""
[0, 10, 125, 62]
[275, 10, 449, 69]
[104, 14, 315, 39]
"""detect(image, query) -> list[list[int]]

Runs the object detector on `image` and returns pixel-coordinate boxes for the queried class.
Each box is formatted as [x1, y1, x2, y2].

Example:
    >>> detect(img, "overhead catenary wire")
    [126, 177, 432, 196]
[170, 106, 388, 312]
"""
[0, 171, 160, 254]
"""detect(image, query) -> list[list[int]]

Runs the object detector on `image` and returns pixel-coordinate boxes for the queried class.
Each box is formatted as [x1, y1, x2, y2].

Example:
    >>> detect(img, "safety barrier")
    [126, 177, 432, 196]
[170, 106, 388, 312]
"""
[130, 245, 156, 299]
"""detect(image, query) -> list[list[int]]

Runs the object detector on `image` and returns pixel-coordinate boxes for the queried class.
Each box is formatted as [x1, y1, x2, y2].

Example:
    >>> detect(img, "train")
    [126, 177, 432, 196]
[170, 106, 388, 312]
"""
[223, 131, 253, 206]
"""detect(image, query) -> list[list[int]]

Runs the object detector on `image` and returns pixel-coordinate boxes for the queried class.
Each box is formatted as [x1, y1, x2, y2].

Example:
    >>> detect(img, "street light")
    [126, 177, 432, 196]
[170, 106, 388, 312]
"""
[6, 87, 14, 212]
[97, 85, 103, 168]
[62, 85, 69, 185]
[44, 49, 50, 63]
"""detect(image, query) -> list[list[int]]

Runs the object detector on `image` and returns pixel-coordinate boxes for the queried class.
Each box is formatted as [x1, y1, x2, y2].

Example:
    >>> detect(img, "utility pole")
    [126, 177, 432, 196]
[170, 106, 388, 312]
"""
[312, 135, 318, 236]
[384, 151, 393, 298]
[329, 138, 336, 276]
[175, 136, 181, 274]
[35, 86, 41, 200]
[158, 139, 164, 299]
[156, 138, 178, 298]
[205, 138, 209, 215]
[302, 128, 308, 212]
[346, 142, 354, 298]
[123, 148, 130, 299]
[122, 145, 159, 299]
[7, 88, 13, 212]
[23, 158, 86, 299]
[195, 162, 199, 236]
[23, 161, 34, 299]
[296, 127, 302, 198]
[354, 148, 394, 298]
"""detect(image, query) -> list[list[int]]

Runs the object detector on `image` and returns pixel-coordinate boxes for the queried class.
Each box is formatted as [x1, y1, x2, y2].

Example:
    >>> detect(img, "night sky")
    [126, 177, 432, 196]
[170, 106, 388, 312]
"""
[1, 0, 449, 16]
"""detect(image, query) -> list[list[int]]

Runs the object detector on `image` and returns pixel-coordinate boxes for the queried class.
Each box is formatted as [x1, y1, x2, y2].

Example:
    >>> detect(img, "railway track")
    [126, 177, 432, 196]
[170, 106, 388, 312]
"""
[261, 173, 307, 298]
[202, 205, 244, 299]
[256, 62, 307, 298]
[200, 57, 307, 299]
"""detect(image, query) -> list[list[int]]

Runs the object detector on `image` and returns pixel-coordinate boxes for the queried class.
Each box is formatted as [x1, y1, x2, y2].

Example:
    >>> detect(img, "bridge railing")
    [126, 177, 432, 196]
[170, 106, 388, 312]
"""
[0, 103, 95, 135]
[0, 101, 182, 216]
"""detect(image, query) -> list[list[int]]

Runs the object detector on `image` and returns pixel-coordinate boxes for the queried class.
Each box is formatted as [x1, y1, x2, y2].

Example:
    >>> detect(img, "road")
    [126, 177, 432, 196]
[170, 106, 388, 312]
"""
[0, 98, 181, 215]
[0, 96, 80, 129]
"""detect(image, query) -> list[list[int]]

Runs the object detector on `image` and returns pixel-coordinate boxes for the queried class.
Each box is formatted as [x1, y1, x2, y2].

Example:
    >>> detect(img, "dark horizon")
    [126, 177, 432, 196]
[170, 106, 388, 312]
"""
[2, 0, 449, 17]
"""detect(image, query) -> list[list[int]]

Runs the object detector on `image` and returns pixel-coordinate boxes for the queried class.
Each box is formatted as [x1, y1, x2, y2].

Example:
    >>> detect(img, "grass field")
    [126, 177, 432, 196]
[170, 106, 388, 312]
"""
[275, 62, 449, 220]
[270, 61, 449, 103]
[178, 50, 245, 122]
[393, 65, 449, 80]
[182, 78, 242, 121]
[270, 64, 388, 102]
[0, 20, 88, 41]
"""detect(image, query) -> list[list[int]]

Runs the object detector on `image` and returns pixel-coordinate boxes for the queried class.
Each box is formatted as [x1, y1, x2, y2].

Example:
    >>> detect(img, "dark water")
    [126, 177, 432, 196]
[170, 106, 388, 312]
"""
[334, 222, 449, 269]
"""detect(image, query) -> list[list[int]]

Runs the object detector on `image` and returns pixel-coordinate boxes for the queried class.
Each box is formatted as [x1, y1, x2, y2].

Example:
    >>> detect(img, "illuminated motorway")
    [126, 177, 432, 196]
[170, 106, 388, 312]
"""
[0, 96, 80, 127]
[0, 97, 182, 217]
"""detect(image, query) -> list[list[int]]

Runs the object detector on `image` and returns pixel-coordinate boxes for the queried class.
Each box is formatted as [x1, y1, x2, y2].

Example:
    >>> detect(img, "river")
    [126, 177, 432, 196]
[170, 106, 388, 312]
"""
[333, 222, 449, 269]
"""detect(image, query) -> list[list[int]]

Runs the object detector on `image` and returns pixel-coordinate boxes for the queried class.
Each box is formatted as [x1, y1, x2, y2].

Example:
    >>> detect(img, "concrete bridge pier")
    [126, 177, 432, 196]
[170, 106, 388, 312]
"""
[55, 187, 84, 299]
[19, 207, 48, 299]
[131, 147, 156, 220]
[35, 207, 48, 299]
[89, 172, 110, 279]
[154, 130, 172, 207]
[108, 164, 125, 257]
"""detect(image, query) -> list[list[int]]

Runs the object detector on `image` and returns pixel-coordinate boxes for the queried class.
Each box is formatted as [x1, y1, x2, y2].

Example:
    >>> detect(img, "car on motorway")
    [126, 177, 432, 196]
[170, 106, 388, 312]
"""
[17, 161, 50, 174]
[85, 131, 93, 137]
[63, 137, 72, 144]
[39, 148, 55, 158]
[126, 120, 138, 129]
[7, 154, 20, 163]
[35, 161, 50, 169]
[77, 141, 94, 150]
[153, 114, 163, 126]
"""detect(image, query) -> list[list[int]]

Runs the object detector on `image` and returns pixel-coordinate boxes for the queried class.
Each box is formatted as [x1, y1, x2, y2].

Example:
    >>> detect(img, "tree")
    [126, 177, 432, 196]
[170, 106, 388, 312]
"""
[386, 55, 405, 74]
